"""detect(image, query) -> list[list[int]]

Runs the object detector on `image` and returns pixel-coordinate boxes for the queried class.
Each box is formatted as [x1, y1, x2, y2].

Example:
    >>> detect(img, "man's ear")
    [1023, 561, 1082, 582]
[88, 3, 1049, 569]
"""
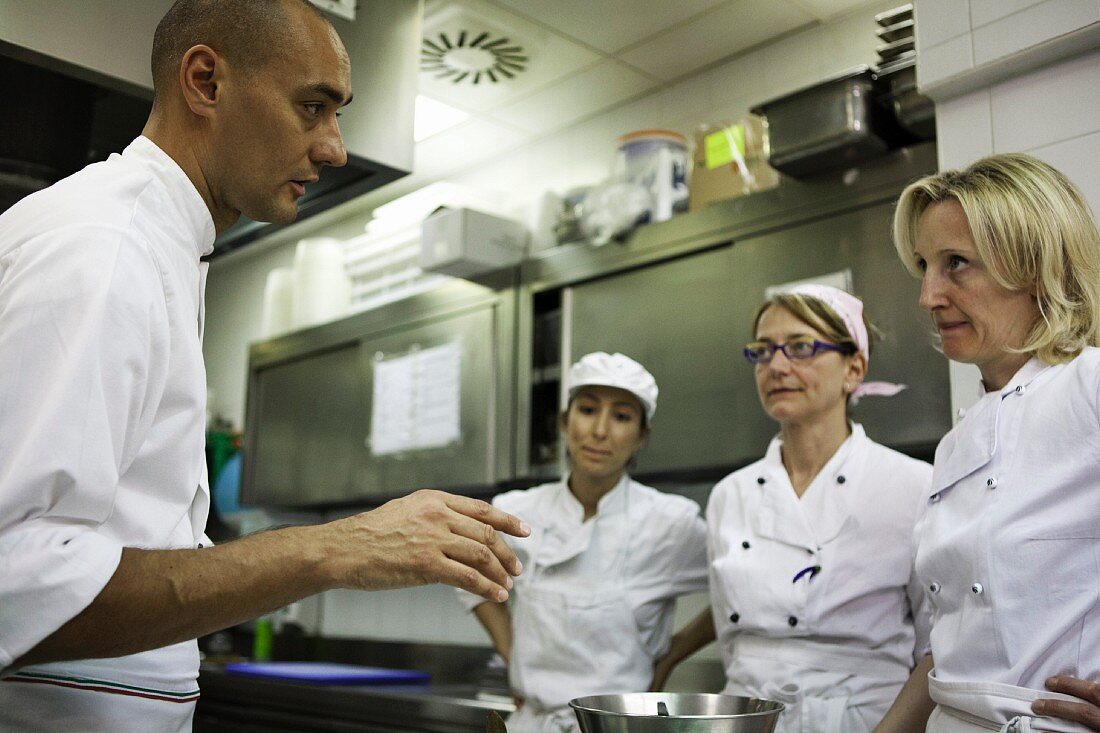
[178, 45, 221, 118]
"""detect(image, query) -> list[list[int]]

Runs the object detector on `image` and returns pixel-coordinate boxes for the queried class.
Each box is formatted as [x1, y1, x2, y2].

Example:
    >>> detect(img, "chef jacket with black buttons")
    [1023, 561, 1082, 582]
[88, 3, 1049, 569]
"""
[707, 424, 932, 733]
[0, 137, 214, 732]
[917, 353, 1100, 732]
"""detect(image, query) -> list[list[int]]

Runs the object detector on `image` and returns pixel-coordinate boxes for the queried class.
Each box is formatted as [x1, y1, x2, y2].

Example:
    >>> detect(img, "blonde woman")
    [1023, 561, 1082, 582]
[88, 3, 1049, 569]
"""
[878, 153, 1100, 733]
[654, 284, 932, 733]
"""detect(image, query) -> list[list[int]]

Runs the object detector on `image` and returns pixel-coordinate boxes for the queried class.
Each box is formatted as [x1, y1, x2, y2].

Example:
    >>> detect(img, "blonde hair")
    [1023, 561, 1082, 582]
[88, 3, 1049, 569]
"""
[894, 153, 1100, 363]
[751, 293, 875, 357]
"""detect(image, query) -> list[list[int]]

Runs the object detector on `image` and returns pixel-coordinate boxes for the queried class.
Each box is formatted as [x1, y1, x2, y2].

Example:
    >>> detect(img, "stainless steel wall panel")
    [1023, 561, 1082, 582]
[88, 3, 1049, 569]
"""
[242, 278, 517, 508]
[568, 247, 744, 474]
[564, 202, 949, 478]
[248, 345, 363, 505]
[727, 202, 949, 456]
[354, 306, 497, 500]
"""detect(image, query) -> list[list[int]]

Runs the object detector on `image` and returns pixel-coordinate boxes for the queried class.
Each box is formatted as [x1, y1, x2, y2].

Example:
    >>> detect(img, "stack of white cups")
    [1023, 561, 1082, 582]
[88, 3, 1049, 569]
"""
[259, 237, 351, 338]
[259, 267, 295, 338]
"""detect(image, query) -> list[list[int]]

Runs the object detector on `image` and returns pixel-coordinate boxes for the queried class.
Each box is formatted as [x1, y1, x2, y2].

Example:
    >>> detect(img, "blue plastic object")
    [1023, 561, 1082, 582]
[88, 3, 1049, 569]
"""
[212, 452, 242, 516]
[224, 662, 431, 686]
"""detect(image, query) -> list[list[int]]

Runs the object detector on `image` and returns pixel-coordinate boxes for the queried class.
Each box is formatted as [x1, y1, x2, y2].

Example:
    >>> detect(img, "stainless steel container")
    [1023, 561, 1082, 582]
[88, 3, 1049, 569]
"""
[570, 693, 784, 733]
[751, 66, 905, 177]
[876, 58, 935, 140]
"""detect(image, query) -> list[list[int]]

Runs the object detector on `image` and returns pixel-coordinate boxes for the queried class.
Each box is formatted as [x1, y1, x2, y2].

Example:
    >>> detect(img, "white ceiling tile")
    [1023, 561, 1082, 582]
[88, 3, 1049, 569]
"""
[418, 0, 600, 114]
[412, 117, 533, 178]
[490, 60, 658, 135]
[489, 0, 732, 54]
[617, 0, 816, 81]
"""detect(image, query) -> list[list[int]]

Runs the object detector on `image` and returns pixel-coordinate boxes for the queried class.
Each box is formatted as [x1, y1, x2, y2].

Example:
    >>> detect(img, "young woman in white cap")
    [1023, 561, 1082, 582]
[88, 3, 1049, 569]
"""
[458, 352, 708, 733]
[651, 285, 932, 733]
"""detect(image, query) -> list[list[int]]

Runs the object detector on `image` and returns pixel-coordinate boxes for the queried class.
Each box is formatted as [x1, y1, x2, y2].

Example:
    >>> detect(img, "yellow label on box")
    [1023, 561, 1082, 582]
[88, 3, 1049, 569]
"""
[703, 124, 746, 170]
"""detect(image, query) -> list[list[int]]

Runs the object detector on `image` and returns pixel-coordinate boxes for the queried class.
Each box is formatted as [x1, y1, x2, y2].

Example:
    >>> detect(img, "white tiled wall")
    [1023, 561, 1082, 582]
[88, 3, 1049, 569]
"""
[916, 0, 1100, 89]
[914, 1, 1100, 418]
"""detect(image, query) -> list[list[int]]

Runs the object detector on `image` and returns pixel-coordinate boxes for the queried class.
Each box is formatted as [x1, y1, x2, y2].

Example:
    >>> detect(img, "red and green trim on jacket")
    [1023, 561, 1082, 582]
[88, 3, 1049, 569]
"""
[4, 671, 200, 703]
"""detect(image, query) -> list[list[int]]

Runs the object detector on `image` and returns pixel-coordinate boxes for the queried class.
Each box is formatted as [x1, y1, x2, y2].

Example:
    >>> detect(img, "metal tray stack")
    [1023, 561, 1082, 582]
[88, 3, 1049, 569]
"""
[873, 4, 935, 140]
[751, 66, 905, 177]
[748, 4, 934, 178]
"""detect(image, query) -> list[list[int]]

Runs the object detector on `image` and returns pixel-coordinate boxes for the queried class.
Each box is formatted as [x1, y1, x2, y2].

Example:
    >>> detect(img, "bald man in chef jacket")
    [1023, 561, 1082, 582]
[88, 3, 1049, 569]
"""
[0, 1, 528, 730]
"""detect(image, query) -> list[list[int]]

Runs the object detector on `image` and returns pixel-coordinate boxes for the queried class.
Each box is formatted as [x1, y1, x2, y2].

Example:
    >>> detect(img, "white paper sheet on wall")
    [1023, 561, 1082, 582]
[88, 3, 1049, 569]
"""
[370, 341, 462, 456]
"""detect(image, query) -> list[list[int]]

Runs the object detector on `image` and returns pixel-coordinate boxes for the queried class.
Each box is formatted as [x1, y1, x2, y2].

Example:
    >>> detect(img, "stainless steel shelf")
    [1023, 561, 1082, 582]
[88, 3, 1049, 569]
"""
[196, 669, 513, 733]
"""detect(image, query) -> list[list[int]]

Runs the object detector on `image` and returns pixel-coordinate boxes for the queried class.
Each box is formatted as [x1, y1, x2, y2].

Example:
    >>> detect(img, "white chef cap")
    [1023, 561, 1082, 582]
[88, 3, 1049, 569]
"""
[567, 352, 659, 421]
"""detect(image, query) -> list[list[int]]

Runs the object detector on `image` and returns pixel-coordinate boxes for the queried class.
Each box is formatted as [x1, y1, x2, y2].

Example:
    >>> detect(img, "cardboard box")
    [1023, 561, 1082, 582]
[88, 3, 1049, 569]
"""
[688, 115, 780, 212]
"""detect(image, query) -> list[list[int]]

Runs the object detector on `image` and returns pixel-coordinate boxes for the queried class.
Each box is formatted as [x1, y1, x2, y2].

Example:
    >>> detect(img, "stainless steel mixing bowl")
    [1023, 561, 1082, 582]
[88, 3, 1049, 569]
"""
[570, 693, 784, 733]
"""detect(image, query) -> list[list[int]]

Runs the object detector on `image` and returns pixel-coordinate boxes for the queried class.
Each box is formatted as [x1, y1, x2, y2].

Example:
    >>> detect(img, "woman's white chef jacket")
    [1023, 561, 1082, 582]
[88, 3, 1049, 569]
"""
[0, 137, 215, 732]
[458, 474, 709, 733]
[917, 353, 1100, 733]
[707, 424, 932, 733]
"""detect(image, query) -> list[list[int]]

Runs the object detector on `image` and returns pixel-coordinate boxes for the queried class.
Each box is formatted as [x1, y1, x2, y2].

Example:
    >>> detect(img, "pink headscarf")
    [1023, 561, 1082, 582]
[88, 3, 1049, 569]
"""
[783, 283, 906, 404]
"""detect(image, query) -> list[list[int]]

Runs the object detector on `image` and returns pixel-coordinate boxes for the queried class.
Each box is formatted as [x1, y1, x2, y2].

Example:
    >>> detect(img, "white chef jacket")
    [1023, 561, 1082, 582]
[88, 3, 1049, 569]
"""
[0, 136, 215, 731]
[707, 424, 932, 733]
[459, 475, 709, 732]
[918, 353, 1100, 733]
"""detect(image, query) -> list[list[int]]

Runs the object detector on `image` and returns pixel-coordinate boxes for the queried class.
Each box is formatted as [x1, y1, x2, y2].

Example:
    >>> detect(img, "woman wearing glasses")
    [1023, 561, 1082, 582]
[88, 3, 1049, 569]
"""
[652, 284, 932, 733]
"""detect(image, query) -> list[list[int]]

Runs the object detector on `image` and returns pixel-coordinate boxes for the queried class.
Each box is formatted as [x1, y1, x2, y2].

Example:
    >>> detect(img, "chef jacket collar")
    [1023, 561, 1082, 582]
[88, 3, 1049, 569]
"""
[986, 357, 1050, 399]
[124, 136, 217, 258]
[531, 474, 630, 569]
[753, 424, 865, 549]
[930, 358, 1050, 496]
[761, 422, 865, 477]
[556, 472, 630, 525]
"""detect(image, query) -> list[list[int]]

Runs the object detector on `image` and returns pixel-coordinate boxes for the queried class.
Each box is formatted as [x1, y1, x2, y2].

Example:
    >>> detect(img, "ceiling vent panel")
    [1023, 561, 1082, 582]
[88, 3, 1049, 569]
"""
[418, 0, 599, 111]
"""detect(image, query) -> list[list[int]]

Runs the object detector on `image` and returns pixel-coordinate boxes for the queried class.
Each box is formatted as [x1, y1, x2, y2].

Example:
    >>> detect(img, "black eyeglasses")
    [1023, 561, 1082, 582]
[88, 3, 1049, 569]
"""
[743, 337, 852, 364]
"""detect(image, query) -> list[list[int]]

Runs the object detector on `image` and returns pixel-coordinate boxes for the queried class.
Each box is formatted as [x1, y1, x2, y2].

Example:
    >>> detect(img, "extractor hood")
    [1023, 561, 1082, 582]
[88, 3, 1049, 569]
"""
[0, 0, 421, 259]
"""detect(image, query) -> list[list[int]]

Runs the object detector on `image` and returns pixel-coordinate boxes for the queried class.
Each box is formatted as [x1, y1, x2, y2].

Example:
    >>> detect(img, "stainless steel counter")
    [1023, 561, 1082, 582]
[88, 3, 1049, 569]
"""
[195, 666, 514, 733]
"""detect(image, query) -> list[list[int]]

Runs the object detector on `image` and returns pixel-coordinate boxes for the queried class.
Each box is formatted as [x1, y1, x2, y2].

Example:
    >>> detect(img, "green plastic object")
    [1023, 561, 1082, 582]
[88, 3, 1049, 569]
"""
[252, 617, 273, 662]
[205, 430, 239, 485]
[703, 124, 747, 170]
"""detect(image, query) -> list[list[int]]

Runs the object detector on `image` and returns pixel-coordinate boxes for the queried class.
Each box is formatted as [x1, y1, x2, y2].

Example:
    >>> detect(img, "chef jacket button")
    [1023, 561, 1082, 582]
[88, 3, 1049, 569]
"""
[930, 493, 940, 504]
[1015, 385, 1025, 395]
[986, 477, 998, 489]
[971, 583, 984, 595]
[742, 541, 751, 549]
[929, 582, 941, 593]
[197, 543, 204, 548]
[787, 616, 798, 627]
[757, 477, 766, 485]
[730, 613, 740, 623]
[836, 475, 846, 484]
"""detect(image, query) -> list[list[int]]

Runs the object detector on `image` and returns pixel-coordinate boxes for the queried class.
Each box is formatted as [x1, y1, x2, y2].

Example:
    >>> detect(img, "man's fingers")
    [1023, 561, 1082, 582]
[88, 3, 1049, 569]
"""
[436, 556, 510, 603]
[444, 533, 516, 590]
[444, 494, 531, 538]
[447, 511, 523, 577]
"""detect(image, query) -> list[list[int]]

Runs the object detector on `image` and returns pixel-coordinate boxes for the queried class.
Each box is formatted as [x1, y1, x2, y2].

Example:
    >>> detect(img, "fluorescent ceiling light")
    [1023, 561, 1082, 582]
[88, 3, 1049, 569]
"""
[413, 95, 470, 142]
